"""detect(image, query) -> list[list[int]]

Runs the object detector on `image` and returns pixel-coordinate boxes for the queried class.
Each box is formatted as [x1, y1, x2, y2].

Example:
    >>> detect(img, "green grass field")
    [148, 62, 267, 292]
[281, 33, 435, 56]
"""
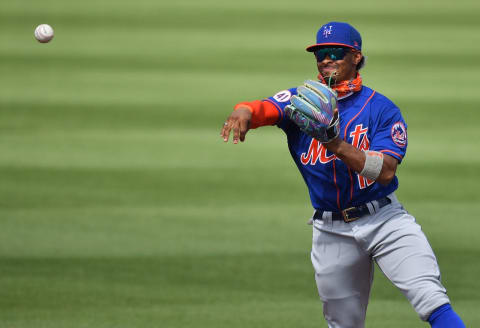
[1, 0, 479, 327]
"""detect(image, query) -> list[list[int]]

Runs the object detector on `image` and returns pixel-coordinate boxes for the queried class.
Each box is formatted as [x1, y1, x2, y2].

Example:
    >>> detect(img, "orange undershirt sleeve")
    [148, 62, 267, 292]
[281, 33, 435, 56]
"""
[234, 100, 280, 129]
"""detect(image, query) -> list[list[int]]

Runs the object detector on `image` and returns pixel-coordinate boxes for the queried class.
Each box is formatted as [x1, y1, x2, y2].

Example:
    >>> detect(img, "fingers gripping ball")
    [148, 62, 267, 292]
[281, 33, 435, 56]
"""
[287, 80, 340, 143]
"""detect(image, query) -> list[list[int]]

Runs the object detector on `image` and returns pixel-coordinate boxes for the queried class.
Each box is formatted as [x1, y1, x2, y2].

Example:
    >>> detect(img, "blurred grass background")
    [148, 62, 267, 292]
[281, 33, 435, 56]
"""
[0, 0, 479, 327]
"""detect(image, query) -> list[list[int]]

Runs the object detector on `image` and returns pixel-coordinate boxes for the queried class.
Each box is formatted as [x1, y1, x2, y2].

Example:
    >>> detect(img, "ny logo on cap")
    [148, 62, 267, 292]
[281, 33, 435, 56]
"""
[323, 25, 333, 38]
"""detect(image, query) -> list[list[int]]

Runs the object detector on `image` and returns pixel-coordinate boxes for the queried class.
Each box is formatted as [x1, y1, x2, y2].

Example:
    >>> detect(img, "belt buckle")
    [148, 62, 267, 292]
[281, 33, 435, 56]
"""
[342, 207, 359, 223]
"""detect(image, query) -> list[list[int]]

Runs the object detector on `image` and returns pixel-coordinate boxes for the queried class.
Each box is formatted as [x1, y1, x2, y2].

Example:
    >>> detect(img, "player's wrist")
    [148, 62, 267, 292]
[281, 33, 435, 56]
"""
[232, 107, 252, 121]
[234, 104, 253, 113]
[323, 136, 342, 151]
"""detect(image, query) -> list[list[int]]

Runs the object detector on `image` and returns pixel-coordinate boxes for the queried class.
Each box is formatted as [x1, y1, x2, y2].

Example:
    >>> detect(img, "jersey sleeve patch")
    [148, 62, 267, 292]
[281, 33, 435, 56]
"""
[391, 122, 407, 147]
[273, 90, 292, 102]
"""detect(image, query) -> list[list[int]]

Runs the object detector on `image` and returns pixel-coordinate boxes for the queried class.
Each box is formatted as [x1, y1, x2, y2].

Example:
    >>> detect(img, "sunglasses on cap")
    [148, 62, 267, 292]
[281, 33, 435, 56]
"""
[313, 47, 352, 61]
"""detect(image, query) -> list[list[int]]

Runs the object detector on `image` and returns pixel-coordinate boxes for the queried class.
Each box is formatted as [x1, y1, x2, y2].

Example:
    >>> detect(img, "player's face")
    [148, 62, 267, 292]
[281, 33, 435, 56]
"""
[314, 47, 363, 84]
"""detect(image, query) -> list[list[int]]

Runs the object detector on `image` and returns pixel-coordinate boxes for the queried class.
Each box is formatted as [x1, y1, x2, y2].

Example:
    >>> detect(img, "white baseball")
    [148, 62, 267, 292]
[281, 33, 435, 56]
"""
[34, 24, 54, 43]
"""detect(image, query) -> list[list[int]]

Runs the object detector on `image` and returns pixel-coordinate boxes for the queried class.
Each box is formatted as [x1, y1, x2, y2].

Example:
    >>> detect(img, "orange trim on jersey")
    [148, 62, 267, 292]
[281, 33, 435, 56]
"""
[343, 90, 376, 140]
[380, 149, 403, 159]
[338, 90, 375, 208]
[332, 160, 341, 210]
[234, 100, 280, 129]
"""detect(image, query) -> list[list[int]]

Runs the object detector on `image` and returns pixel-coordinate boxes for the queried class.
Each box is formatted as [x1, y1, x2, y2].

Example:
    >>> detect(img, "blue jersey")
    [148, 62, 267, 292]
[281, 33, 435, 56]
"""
[265, 86, 408, 211]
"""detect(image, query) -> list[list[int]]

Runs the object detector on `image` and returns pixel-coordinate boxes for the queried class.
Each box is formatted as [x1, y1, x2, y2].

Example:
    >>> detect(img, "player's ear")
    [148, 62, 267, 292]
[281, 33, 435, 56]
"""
[352, 51, 363, 65]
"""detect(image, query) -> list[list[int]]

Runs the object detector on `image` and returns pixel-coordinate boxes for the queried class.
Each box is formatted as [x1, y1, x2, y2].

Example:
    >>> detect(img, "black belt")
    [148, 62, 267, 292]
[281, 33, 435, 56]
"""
[313, 196, 391, 223]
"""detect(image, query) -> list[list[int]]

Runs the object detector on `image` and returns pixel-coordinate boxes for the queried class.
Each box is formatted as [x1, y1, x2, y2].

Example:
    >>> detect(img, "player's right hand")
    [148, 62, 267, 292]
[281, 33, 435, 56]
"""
[220, 107, 252, 144]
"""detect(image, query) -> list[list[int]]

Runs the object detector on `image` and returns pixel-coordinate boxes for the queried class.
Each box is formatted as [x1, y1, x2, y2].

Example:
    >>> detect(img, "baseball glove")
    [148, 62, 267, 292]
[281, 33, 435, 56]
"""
[285, 80, 339, 143]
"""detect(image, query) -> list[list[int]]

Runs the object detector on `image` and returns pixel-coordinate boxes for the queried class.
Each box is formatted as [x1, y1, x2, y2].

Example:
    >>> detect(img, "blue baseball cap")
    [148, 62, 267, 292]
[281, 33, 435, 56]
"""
[306, 22, 362, 52]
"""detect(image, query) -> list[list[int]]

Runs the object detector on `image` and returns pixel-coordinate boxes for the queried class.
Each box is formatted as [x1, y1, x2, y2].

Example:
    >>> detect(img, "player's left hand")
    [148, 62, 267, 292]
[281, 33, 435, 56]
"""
[286, 80, 340, 143]
[221, 107, 252, 144]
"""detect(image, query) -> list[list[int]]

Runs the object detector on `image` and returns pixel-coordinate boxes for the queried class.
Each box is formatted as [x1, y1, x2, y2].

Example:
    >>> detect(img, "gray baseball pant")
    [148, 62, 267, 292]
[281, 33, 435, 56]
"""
[311, 193, 450, 328]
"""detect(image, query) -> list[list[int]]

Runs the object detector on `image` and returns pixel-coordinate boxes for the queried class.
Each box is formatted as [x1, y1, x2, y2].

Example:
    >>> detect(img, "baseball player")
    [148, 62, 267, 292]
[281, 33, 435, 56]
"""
[220, 22, 466, 328]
